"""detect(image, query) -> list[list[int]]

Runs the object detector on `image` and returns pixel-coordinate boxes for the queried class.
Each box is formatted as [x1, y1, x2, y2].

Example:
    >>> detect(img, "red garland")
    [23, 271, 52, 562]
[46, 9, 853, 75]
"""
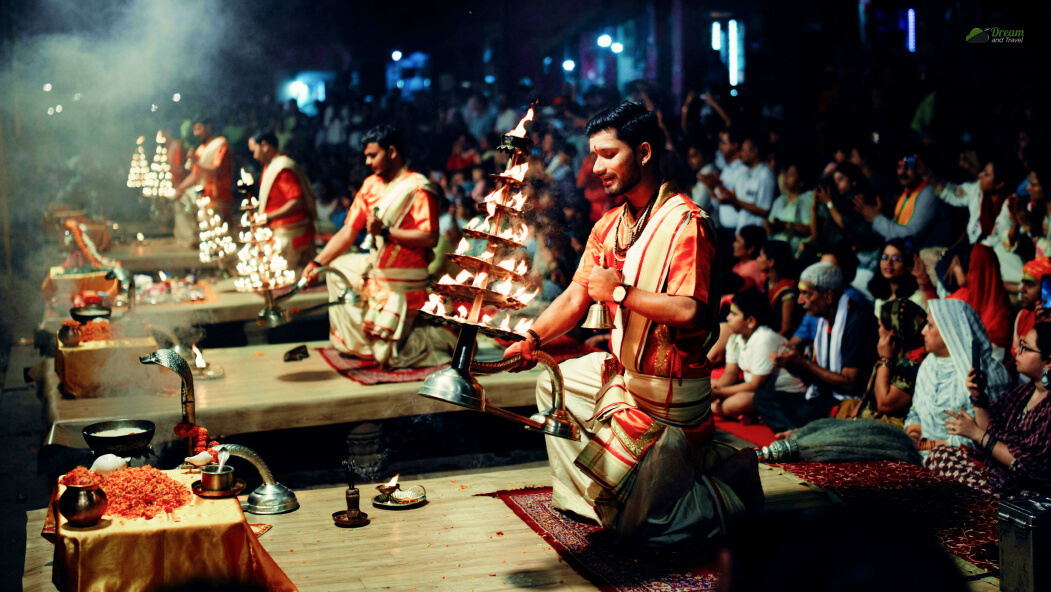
[173, 423, 221, 461]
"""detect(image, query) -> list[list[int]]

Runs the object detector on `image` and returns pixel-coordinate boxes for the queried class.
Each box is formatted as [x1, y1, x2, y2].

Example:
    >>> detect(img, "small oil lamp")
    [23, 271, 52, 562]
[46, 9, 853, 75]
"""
[190, 344, 224, 380]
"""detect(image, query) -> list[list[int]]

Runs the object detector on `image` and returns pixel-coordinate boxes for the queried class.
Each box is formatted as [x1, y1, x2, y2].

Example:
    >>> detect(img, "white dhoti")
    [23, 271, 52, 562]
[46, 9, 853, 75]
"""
[538, 352, 744, 546]
[273, 222, 316, 276]
[173, 189, 199, 248]
[326, 253, 454, 369]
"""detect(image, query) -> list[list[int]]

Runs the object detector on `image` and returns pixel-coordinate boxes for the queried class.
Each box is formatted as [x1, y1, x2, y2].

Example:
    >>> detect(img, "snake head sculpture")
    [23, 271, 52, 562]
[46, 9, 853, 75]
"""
[139, 350, 196, 451]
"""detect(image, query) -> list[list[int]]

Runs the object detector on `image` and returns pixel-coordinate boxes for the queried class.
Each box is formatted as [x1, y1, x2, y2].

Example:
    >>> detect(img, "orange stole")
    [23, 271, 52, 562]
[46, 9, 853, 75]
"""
[893, 179, 928, 225]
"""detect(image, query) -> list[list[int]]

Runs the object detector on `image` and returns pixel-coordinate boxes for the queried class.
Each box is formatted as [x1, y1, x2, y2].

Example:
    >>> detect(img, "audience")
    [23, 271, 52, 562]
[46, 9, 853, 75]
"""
[938, 323, 1051, 496]
[947, 244, 1013, 359]
[905, 299, 1012, 457]
[713, 290, 806, 422]
[731, 226, 768, 290]
[868, 238, 931, 318]
[766, 160, 813, 252]
[756, 240, 801, 337]
[757, 263, 878, 434]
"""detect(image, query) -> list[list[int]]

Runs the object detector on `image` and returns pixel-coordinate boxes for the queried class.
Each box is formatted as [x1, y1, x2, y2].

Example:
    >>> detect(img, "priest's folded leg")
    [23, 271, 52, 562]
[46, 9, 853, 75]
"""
[326, 253, 454, 368]
[537, 352, 745, 546]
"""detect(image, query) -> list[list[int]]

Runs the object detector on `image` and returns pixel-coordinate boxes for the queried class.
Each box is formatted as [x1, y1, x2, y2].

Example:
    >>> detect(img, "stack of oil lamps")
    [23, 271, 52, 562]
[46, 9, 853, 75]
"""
[126, 136, 148, 189]
[419, 109, 540, 340]
[196, 172, 241, 266]
[416, 108, 578, 441]
[141, 131, 175, 199]
[233, 172, 295, 292]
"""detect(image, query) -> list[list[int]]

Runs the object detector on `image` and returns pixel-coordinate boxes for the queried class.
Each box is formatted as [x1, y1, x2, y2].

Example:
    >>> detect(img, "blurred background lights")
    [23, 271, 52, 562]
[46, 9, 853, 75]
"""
[597, 34, 612, 48]
[562, 59, 575, 72]
[610, 42, 623, 53]
[172, 93, 181, 102]
[55, 105, 63, 113]
[47, 107, 54, 115]
[43, 83, 52, 92]
[391, 50, 402, 61]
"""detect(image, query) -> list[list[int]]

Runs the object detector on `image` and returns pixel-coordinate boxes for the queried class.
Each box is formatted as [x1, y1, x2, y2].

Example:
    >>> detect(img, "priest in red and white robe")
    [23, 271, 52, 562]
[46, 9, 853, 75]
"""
[505, 102, 762, 546]
[248, 131, 317, 273]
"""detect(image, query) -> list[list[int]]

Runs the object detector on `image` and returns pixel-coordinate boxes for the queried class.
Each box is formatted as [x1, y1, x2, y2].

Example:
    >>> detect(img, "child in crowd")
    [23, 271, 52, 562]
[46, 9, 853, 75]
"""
[712, 290, 806, 423]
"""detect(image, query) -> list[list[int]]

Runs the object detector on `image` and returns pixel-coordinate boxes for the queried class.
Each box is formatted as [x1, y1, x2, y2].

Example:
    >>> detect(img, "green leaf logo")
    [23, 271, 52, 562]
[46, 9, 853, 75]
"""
[966, 28, 990, 43]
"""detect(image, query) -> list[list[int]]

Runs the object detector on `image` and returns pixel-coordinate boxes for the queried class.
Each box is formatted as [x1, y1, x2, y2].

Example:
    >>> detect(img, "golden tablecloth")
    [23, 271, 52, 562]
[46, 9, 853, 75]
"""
[50, 470, 296, 591]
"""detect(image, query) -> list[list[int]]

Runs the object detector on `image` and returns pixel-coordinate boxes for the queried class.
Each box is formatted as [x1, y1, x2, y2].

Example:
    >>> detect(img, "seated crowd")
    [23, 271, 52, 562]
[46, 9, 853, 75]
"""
[163, 83, 1048, 501]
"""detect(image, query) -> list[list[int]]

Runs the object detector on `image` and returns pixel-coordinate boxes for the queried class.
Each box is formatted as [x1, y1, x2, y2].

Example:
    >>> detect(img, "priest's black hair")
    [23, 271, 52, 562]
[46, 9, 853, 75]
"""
[584, 101, 662, 159]
[362, 124, 405, 155]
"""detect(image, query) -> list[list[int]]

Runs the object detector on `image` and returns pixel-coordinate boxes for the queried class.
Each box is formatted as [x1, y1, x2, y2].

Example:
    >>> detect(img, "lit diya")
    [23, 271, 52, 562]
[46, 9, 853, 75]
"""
[190, 344, 224, 380]
[372, 474, 427, 509]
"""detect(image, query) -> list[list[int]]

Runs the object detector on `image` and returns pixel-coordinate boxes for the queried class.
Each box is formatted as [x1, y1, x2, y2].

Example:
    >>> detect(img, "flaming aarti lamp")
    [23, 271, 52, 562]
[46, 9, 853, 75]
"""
[236, 178, 357, 328]
[416, 109, 578, 441]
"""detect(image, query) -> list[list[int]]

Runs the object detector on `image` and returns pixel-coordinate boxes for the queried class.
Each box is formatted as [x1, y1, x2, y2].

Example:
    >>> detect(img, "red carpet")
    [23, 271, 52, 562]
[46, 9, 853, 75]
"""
[316, 348, 447, 385]
[713, 417, 776, 447]
[479, 487, 720, 591]
[769, 460, 1000, 571]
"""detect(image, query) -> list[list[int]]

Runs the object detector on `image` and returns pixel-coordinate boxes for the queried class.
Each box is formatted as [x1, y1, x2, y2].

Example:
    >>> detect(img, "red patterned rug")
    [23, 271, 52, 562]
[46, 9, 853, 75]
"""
[768, 460, 1000, 571]
[479, 487, 720, 591]
[316, 348, 448, 385]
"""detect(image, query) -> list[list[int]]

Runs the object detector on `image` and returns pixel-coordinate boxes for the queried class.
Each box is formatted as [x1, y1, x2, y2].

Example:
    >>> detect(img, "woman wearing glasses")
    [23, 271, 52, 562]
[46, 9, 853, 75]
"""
[867, 238, 936, 319]
[940, 323, 1051, 497]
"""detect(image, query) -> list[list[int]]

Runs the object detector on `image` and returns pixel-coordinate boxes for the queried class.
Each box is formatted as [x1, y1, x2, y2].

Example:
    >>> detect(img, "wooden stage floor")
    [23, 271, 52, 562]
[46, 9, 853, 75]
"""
[22, 461, 832, 592]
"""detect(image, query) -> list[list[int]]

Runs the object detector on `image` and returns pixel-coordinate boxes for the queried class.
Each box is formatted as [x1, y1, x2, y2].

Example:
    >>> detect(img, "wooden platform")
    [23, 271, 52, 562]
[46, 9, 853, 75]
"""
[105, 237, 219, 273]
[22, 462, 838, 592]
[40, 277, 331, 332]
[41, 340, 543, 449]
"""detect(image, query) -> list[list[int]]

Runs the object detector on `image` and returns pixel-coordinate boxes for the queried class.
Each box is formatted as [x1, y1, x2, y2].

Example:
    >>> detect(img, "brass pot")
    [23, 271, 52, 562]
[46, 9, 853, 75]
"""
[58, 325, 81, 347]
[58, 483, 108, 528]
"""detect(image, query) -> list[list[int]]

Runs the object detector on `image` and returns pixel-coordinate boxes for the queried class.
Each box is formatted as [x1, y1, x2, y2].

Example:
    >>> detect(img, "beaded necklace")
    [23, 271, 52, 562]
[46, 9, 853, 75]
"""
[614, 189, 659, 261]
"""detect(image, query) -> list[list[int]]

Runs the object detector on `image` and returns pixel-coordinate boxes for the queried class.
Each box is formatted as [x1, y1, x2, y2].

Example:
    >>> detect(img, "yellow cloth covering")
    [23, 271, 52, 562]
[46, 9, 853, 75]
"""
[50, 469, 297, 591]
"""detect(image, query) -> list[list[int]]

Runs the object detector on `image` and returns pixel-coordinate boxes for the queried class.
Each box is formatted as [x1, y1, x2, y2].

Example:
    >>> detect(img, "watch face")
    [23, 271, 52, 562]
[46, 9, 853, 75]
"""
[613, 286, 626, 303]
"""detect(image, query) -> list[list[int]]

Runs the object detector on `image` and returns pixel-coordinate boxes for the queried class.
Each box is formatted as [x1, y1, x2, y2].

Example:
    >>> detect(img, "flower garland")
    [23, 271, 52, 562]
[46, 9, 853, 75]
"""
[65, 219, 120, 269]
[173, 422, 222, 461]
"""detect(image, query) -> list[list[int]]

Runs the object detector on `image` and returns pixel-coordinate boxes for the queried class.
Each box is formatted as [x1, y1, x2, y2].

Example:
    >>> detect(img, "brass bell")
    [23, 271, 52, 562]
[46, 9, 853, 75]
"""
[581, 301, 615, 330]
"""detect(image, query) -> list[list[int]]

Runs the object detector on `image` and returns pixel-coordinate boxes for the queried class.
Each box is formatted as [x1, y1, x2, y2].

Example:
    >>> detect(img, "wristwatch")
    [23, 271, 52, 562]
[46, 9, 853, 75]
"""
[612, 285, 630, 305]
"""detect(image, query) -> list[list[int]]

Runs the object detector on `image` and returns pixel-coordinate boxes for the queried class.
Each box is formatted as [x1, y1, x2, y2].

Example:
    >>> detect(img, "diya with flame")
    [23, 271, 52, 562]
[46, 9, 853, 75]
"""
[189, 344, 225, 380]
[416, 108, 578, 442]
[234, 169, 297, 293]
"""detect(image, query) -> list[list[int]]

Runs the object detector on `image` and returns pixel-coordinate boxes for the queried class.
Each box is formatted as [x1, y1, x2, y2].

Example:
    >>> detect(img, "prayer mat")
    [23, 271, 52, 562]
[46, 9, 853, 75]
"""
[316, 347, 448, 385]
[713, 416, 776, 447]
[478, 486, 720, 591]
[766, 460, 1000, 572]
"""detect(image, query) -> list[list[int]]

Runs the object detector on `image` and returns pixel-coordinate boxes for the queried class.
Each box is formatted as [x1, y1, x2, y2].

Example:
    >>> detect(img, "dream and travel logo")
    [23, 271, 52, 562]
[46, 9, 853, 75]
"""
[966, 27, 1024, 44]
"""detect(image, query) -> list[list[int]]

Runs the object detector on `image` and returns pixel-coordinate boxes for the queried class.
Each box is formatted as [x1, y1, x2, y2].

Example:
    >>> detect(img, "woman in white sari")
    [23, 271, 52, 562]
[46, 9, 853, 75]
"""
[906, 299, 1012, 458]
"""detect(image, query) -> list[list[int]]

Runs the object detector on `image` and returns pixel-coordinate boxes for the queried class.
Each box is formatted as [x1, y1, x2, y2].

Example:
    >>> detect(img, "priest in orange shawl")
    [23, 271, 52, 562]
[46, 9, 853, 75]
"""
[304, 125, 454, 368]
[248, 130, 317, 273]
[174, 115, 234, 223]
[504, 102, 761, 546]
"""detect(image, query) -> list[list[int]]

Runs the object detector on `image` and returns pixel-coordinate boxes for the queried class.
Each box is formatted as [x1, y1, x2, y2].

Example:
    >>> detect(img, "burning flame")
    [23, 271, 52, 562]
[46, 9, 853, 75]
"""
[422, 293, 447, 316]
[513, 318, 535, 334]
[508, 108, 534, 138]
[454, 269, 473, 284]
[509, 192, 526, 211]
[192, 344, 207, 369]
[457, 305, 469, 318]
[492, 280, 512, 296]
[455, 238, 470, 254]
[438, 274, 455, 285]
[498, 315, 512, 331]
[513, 286, 541, 305]
[504, 162, 528, 183]
[465, 218, 480, 230]
[240, 169, 254, 186]
[136, 233, 145, 241]
[385, 474, 400, 488]
[482, 313, 493, 325]
[136, 136, 145, 145]
[155, 130, 165, 143]
[479, 248, 495, 261]
[515, 260, 529, 275]
[158, 270, 168, 282]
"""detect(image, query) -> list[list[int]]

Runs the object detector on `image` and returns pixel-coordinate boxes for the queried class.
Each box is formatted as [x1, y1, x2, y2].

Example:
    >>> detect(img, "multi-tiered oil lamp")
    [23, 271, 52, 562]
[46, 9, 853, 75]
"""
[416, 109, 578, 441]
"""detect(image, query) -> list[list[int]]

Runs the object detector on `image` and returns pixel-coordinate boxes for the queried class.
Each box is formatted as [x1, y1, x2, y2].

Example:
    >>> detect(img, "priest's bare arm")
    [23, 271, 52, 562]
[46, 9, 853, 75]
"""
[304, 224, 360, 279]
[504, 282, 591, 370]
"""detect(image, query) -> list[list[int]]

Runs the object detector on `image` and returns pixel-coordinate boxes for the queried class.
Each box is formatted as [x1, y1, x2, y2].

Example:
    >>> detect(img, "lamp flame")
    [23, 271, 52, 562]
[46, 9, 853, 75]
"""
[385, 474, 400, 488]
[191, 344, 207, 369]
[513, 318, 535, 334]
[240, 169, 254, 186]
[509, 108, 534, 138]
[454, 269, 473, 284]
[455, 238, 470, 254]
[457, 305, 468, 318]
